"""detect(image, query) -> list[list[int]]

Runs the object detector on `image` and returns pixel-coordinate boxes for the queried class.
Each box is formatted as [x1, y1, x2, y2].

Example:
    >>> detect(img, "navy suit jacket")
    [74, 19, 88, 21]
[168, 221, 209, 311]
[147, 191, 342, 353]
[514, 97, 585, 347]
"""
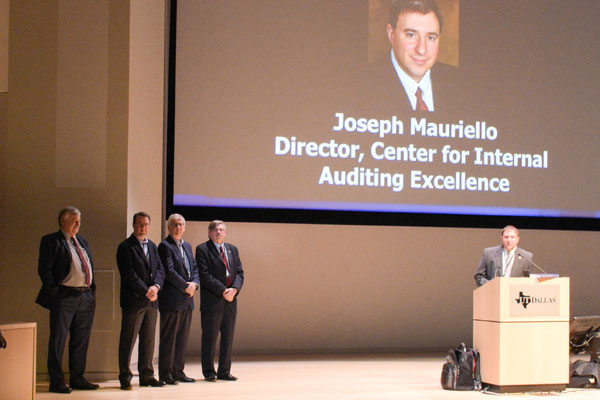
[116, 234, 165, 309]
[158, 236, 199, 312]
[195, 240, 244, 313]
[36, 230, 96, 309]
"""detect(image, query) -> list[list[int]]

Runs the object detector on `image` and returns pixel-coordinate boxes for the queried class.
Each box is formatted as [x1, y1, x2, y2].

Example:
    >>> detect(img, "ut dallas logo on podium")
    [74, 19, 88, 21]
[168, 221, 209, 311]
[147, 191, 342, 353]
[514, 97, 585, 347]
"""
[510, 285, 560, 317]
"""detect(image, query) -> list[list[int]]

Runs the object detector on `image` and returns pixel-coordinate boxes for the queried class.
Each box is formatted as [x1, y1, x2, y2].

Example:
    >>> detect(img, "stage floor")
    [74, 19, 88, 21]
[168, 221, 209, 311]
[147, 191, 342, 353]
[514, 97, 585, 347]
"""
[35, 354, 598, 399]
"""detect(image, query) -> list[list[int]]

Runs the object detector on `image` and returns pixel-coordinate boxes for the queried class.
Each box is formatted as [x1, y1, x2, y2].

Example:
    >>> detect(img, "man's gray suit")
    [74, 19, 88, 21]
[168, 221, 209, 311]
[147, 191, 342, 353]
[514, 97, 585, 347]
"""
[474, 245, 533, 287]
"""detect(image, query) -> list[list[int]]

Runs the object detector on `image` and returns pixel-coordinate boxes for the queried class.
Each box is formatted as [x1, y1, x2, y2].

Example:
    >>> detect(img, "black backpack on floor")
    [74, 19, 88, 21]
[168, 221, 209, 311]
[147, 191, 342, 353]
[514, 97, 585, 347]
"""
[568, 360, 600, 388]
[440, 342, 482, 390]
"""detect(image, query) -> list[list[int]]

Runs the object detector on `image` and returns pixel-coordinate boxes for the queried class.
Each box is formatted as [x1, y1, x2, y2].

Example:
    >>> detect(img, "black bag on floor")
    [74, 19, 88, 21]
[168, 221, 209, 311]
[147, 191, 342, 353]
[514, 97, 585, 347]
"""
[440, 342, 482, 390]
[568, 360, 600, 388]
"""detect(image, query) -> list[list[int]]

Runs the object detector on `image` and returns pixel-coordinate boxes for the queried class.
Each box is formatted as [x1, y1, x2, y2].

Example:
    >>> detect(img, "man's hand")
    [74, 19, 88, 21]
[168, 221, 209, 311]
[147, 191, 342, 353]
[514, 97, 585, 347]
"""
[223, 288, 238, 302]
[185, 282, 196, 297]
[146, 285, 159, 302]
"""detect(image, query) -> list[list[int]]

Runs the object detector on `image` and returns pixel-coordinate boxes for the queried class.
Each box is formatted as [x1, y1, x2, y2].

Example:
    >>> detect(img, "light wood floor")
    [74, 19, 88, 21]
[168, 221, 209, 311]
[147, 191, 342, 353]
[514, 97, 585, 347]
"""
[35, 355, 599, 400]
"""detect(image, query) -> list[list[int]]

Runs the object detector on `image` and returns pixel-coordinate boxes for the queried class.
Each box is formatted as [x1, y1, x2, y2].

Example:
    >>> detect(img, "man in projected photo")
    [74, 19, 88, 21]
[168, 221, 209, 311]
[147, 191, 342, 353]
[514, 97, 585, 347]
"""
[377, 0, 457, 113]
[474, 225, 534, 287]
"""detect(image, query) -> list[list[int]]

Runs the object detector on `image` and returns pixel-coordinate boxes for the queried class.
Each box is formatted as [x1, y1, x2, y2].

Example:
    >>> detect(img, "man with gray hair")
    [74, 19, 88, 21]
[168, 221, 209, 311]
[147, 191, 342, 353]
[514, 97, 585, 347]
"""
[36, 206, 98, 393]
[158, 213, 199, 384]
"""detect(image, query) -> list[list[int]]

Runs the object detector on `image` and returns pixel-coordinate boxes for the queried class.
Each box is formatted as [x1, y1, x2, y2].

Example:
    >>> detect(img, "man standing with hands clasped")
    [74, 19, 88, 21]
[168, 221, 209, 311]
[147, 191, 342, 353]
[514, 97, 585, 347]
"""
[116, 212, 165, 390]
[195, 220, 244, 382]
[158, 214, 199, 384]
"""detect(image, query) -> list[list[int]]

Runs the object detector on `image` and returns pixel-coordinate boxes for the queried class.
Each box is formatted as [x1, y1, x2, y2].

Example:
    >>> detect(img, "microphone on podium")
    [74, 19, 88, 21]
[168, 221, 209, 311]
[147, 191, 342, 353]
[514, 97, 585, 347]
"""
[528, 258, 549, 275]
[495, 265, 502, 278]
[523, 256, 559, 278]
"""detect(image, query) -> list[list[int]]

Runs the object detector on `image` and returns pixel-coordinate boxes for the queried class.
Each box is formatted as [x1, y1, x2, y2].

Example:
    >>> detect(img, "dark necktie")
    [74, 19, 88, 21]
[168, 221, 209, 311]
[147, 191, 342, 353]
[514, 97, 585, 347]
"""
[180, 243, 191, 278]
[71, 237, 91, 287]
[220, 245, 232, 287]
[415, 87, 429, 111]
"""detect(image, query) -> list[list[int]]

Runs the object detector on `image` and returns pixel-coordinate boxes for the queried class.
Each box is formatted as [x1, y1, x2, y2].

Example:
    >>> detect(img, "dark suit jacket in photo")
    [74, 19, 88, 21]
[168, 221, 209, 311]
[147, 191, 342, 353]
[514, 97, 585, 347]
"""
[116, 234, 165, 309]
[361, 55, 462, 118]
[474, 245, 533, 287]
[195, 241, 244, 313]
[158, 236, 200, 312]
[36, 230, 96, 309]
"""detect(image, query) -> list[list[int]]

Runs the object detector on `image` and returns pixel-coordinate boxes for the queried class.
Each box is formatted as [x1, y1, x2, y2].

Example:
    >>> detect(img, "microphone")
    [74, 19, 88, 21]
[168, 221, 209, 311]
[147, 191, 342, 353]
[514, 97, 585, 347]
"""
[520, 253, 549, 275]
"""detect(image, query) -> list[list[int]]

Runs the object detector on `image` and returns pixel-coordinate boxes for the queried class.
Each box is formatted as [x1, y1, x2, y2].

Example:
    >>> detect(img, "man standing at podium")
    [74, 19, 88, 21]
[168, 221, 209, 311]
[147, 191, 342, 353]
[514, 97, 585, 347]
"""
[474, 225, 533, 286]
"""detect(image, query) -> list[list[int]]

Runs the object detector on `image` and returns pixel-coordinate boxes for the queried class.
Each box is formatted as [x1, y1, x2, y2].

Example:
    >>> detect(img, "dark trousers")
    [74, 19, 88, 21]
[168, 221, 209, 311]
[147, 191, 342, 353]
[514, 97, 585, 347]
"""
[48, 289, 95, 386]
[118, 307, 158, 384]
[159, 306, 193, 379]
[201, 301, 236, 377]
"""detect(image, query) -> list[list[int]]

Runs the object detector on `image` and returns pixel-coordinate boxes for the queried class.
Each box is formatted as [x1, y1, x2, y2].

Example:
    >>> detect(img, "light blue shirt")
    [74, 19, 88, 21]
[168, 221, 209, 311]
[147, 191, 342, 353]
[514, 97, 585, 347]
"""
[390, 49, 434, 111]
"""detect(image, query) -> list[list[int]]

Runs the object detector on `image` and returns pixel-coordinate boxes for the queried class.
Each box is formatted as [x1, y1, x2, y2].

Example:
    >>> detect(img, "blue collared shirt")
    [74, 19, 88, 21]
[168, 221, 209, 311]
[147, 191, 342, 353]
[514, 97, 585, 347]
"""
[390, 49, 434, 111]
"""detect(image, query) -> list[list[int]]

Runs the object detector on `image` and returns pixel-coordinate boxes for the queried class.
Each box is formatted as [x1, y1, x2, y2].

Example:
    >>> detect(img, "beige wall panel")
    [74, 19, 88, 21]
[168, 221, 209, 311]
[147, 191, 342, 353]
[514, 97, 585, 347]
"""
[55, 0, 108, 189]
[127, 0, 165, 242]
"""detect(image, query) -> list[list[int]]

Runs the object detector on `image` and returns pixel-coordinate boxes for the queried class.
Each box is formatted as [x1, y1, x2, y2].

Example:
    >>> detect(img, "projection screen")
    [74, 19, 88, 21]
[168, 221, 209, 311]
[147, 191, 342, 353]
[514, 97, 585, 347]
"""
[166, 0, 600, 229]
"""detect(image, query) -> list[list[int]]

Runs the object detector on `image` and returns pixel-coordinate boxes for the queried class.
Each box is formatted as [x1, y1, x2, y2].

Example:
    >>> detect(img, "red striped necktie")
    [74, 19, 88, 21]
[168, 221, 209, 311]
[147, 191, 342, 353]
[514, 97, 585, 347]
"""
[220, 245, 232, 287]
[415, 87, 429, 111]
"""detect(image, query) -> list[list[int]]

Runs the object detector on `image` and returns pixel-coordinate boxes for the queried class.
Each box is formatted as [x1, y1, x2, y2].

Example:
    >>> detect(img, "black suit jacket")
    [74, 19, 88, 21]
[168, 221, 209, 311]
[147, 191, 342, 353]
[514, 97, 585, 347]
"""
[195, 241, 244, 313]
[361, 56, 462, 118]
[36, 230, 96, 309]
[116, 234, 165, 309]
[158, 236, 200, 312]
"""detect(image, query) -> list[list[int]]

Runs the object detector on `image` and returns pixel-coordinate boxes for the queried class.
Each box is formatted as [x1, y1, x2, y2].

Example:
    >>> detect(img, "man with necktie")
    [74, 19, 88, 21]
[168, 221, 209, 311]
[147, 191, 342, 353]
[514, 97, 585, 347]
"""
[36, 206, 98, 393]
[474, 225, 534, 287]
[195, 220, 244, 382]
[157, 213, 199, 384]
[363, 0, 460, 116]
[116, 212, 165, 390]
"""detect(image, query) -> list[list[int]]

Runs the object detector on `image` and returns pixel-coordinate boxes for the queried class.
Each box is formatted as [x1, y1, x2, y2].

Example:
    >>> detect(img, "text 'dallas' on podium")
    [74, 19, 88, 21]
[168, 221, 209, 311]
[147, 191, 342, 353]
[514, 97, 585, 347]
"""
[473, 277, 569, 393]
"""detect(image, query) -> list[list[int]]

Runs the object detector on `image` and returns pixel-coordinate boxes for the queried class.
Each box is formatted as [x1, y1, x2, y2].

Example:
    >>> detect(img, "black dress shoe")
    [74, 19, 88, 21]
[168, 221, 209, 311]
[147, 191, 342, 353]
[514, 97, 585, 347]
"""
[174, 374, 196, 383]
[217, 373, 238, 381]
[70, 378, 99, 390]
[140, 378, 165, 387]
[205, 373, 217, 382]
[120, 382, 132, 390]
[159, 374, 178, 385]
[49, 383, 72, 393]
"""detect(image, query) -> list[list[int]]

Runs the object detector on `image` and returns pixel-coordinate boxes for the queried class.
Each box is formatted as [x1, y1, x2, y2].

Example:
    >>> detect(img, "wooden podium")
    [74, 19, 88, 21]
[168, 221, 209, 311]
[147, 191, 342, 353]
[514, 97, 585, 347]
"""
[473, 277, 569, 392]
[0, 322, 37, 400]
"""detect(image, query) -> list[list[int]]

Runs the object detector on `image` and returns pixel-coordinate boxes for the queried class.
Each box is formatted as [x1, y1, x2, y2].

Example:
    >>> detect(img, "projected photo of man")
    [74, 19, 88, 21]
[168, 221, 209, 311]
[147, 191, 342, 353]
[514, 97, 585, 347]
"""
[366, 0, 459, 114]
